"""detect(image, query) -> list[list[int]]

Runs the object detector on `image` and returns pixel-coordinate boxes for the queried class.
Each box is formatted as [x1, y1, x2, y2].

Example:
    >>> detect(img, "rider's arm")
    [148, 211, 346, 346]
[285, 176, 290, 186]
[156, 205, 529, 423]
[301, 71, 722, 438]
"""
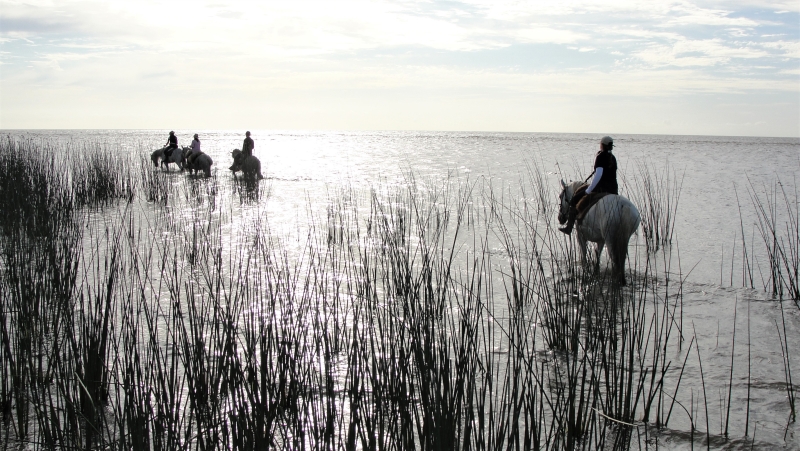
[586, 167, 603, 194]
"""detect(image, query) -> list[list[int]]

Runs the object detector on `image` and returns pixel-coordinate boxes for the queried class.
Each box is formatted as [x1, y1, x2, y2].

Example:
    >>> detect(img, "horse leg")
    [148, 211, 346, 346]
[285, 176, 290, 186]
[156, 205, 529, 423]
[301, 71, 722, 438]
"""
[578, 235, 589, 268]
[608, 240, 627, 286]
[618, 247, 628, 286]
[594, 240, 604, 274]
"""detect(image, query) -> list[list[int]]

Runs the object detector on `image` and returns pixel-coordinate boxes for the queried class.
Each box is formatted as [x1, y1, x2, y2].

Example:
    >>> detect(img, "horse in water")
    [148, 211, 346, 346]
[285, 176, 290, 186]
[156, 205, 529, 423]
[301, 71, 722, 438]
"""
[558, 180, 641, 285]
[229, 149, 264, 180]
[151, 146, 186, 171]
[184, 151, 214, 178]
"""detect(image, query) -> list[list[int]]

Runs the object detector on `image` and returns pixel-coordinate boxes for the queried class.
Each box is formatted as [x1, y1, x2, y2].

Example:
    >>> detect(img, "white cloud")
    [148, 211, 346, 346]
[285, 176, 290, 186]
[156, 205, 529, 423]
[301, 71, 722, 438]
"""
[660, 3, 759, 27]
[760, 40, 800, 58]
[0, 0, 797, 134]
[512, 27, 585, 45]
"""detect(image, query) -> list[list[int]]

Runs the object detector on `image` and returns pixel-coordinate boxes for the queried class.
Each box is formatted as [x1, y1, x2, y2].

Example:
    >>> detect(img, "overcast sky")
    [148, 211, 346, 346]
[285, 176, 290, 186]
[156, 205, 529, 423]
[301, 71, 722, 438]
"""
[1, 0, 798, 136]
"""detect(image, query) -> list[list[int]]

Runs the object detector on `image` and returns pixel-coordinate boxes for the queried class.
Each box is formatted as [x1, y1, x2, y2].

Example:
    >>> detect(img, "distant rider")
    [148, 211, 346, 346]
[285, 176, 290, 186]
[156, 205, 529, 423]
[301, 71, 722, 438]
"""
[188, 134, 201, 165]
[559, 135, 619, 235]
[164, 131, 178, 158]
[242, 131, 254, 158]
[231, 130, 254, 170]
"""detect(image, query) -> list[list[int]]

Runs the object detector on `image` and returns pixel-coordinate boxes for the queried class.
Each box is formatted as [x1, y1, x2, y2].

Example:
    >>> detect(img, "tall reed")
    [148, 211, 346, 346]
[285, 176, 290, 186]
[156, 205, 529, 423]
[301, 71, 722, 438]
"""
[745, 177, 799, 303]
[0, 138, 784, 450]
[622, 159, 684, 253]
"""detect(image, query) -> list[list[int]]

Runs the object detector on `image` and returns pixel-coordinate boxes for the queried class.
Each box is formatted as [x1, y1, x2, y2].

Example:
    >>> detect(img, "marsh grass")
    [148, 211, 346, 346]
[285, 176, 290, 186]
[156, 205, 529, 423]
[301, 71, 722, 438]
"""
[622, 159, 684, 253]
[741, 177, 800, 303]
[726, 175, 800, 430]
[0, 139, 790, 450]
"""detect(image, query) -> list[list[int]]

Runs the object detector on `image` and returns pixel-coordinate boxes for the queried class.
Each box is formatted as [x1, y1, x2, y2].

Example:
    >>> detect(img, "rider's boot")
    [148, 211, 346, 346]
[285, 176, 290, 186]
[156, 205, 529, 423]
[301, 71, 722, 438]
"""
[559, 206, 578, 235]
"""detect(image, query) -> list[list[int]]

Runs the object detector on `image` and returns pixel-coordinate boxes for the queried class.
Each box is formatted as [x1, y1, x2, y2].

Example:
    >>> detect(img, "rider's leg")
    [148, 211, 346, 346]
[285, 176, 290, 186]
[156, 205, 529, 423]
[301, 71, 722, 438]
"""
[559, 205, 578, 235]
[559, 190, 585, 235]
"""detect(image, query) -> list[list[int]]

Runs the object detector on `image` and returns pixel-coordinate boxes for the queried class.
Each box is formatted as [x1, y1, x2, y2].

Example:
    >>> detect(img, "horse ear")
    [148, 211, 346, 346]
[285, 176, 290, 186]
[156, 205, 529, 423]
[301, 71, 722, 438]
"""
[560, 179, 567, 188]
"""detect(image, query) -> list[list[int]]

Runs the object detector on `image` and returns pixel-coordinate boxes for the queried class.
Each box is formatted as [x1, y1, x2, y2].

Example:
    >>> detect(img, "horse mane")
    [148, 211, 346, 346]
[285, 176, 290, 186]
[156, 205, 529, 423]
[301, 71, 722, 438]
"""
[566, 180, 583, 201]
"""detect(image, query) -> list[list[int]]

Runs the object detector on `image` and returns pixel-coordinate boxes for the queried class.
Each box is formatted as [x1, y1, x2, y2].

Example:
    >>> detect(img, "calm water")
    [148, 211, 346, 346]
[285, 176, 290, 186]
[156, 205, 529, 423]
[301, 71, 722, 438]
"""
[15, 129, 797, 286]
[6, 129, 800, 449]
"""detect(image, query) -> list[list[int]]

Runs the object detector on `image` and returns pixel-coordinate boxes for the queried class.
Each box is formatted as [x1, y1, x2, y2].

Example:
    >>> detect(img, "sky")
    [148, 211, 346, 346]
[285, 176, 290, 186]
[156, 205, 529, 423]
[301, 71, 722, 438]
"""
[1, 0, 798, 136]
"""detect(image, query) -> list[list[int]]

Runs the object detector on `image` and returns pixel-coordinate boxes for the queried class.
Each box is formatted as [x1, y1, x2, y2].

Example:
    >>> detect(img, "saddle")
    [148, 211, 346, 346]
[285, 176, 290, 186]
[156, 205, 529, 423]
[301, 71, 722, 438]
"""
[576, 192, 611, 222]
[187, 151, 204, 165]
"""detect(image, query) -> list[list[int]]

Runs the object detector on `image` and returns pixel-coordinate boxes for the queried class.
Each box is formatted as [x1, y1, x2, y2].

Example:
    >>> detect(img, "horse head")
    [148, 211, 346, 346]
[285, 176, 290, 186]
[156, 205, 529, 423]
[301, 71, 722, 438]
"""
[557, 179, 571, 224]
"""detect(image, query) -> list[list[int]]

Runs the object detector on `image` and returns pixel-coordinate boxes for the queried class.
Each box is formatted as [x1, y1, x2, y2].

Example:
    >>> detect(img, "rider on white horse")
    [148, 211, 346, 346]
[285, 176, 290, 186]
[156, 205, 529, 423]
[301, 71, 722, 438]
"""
[560, 136, 618, 235]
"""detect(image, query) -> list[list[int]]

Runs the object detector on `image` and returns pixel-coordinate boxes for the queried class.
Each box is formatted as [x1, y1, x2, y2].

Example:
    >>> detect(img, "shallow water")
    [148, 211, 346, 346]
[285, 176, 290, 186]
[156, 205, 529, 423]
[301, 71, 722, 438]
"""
[15, 129, 797, 284]
[3, 129, 799, 449]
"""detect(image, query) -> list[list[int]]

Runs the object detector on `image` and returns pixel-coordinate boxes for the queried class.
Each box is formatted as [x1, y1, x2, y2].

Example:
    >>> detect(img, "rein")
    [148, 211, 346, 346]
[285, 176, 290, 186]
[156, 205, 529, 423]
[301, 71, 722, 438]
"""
[562, 184, 574, 204]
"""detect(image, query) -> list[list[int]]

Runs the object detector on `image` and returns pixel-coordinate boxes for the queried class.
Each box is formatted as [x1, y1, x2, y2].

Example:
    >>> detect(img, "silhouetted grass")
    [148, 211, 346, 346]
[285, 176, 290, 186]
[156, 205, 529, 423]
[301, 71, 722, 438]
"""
[623, 159, 684, 253]
[0, 139, 783, 450]
[745, 176, 799, 303]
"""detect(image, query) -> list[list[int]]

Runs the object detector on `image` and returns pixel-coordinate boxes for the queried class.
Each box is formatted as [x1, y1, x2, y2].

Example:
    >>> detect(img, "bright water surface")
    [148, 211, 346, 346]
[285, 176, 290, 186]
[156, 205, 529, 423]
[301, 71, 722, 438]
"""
[19, 129, 798, 285]
[6, 129, 800, 449]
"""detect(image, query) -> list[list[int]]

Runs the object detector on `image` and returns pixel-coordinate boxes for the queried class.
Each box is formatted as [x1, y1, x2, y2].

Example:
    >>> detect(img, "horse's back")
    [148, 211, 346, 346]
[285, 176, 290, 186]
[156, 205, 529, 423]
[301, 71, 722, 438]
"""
[584, 194, 640, 240]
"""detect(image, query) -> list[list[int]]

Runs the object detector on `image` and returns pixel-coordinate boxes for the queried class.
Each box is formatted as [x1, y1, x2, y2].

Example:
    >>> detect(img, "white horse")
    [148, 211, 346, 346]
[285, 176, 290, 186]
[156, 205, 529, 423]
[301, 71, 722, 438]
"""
[558, 180, 641, 285]
[151, 146, 186, 171]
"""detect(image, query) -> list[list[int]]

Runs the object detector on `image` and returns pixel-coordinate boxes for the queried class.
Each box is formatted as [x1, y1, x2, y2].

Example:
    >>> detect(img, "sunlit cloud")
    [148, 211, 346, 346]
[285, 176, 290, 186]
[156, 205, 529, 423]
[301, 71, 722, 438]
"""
[0, 0, 797, 135]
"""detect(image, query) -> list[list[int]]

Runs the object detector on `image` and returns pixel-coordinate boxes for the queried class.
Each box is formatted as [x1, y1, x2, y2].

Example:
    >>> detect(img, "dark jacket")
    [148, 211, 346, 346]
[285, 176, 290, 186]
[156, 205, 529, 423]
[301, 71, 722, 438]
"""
[592, 150, 618, 195]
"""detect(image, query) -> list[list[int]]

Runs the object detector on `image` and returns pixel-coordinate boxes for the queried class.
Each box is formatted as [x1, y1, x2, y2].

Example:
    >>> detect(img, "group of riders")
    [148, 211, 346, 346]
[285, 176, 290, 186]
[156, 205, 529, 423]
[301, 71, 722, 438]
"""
[160, 132, 618, 232]
[163, 130, 255, 169]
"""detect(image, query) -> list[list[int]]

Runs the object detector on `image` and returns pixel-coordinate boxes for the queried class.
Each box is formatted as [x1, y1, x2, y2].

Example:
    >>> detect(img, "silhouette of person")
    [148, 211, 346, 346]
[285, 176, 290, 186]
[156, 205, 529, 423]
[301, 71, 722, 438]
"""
[188, 134, 201, 165]
[242, 131, 254, 158]
[164, 131, 178, 158]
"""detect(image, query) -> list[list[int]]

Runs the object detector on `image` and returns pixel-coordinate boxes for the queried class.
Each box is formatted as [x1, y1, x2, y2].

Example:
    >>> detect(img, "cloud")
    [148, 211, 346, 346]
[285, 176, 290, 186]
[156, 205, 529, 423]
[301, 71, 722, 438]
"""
[634, 38, 778, 67]
[0, 16, 77, 35]
[0, 0, 797, 134]
[760, 40, 800, 58]
[660, 3, 760, 28]
[139, 70, 176, 80]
